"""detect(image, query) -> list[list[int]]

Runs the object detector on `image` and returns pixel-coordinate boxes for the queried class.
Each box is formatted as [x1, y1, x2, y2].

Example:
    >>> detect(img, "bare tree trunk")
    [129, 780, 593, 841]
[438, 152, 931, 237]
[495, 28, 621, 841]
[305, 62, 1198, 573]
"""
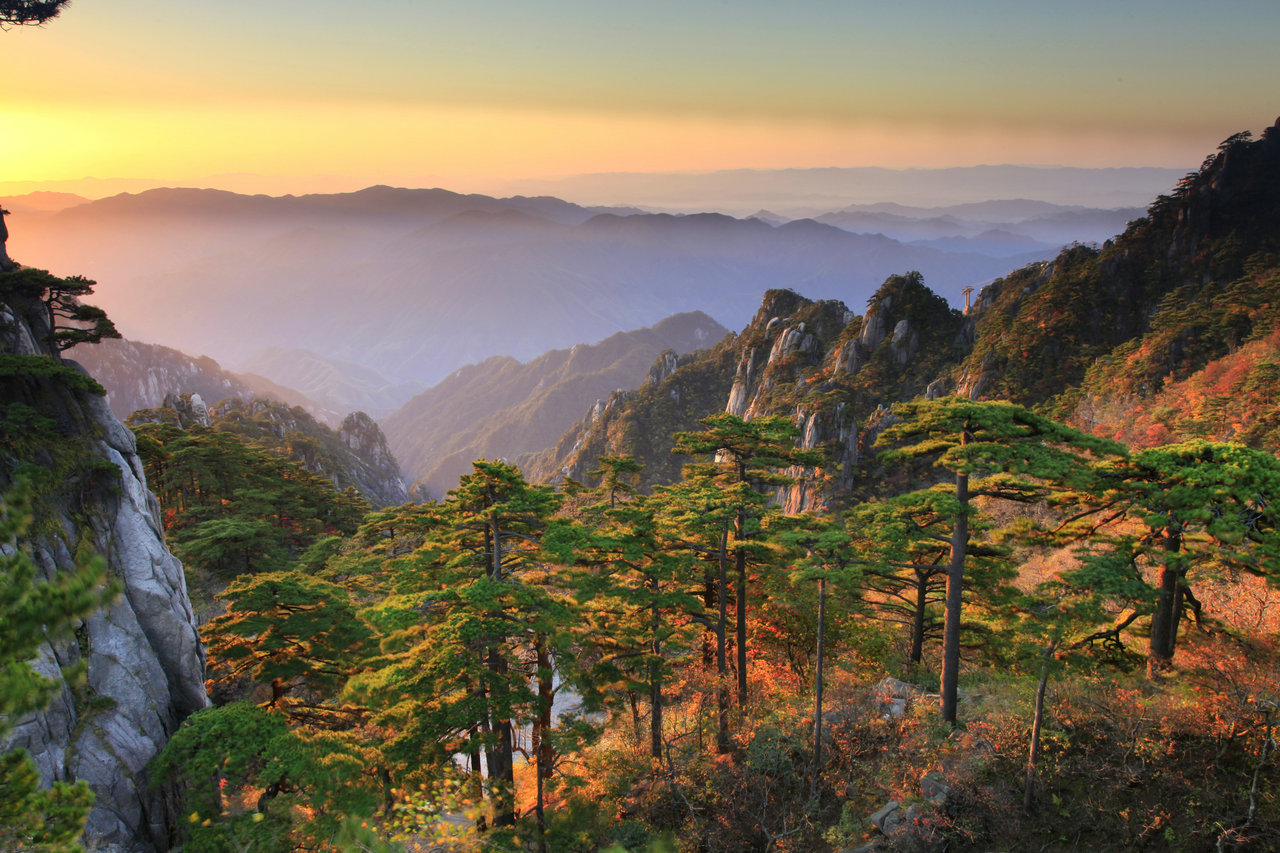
[628, 690, 642, 741]
[1148, 522, 1183, 678]
[535, 637, 553, 853]
[702, 569, 716, 670]
[1023, 634, 1059, 811]
[910, 569, 928, 664]
[735, 508, 748, 708]
[488, 646, 516, 827]
[468, 726, 488, 833]
[941, 470, 969, 724]
[717, 522, 731, 754]
[811, 577, 827, 801]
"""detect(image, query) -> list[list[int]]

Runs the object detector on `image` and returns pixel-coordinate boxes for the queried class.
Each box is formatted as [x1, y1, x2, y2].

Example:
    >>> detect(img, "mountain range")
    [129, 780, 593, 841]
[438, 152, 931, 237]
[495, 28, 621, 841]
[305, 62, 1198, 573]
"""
[235, 347, 425, 419]
[529, 122, 1280, 502]
[4, 114, 1278, 853]
[70, 337, 341, 424]
[811, 200, 1145, 258]
[381, 310, 727, 498]
[505, 164, 1188, 213]
[6, 185, 1129, 391]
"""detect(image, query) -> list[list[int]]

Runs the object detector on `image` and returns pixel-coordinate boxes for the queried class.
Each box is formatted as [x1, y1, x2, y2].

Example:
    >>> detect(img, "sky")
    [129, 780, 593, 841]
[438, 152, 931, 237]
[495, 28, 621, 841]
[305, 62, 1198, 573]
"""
[3, 0, 1279, 199]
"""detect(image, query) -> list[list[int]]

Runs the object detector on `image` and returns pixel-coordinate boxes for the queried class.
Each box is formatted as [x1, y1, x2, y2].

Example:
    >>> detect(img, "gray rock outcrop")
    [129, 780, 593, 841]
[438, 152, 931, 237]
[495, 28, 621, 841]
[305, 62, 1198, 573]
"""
[1, 278, 207, 851]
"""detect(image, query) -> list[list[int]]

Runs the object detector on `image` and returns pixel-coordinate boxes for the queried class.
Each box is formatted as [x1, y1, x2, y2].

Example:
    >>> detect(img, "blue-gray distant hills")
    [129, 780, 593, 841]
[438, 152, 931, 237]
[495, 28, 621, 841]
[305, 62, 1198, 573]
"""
[381, 310, 728, 498]
[11, 184, 1128, 388]
[506, 164, 1187, 213]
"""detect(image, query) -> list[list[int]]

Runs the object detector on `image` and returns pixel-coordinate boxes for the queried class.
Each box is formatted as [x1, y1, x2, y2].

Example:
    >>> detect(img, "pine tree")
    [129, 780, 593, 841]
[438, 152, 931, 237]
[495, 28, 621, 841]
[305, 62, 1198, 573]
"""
[349, 461, 572, 832]
[673, 414, 821, 710]
[773, 513, 860, 799]
[204, 569, 374, 709]
[876, 398, 1124, 722]
[1068, 440, 1280, 676]
[573, 457, 701, 761]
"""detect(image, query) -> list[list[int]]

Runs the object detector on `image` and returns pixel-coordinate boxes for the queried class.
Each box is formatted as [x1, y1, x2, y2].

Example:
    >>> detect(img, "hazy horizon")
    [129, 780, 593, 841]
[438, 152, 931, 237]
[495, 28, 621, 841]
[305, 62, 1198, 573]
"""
[4, 1, 1277, 200]
[0, 162, 1188, 218]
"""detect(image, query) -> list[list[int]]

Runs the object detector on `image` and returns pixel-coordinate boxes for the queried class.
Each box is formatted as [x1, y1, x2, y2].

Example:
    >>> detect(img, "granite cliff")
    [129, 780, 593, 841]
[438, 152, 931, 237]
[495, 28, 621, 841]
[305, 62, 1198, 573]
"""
[528, 276, 965, 507]
[0, 269, 207, 851]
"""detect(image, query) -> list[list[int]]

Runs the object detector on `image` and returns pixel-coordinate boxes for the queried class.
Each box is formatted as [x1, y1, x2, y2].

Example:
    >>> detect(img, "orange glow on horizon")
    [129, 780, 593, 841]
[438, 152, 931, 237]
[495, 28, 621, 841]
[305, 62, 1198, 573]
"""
[0, 99, 1220, 200]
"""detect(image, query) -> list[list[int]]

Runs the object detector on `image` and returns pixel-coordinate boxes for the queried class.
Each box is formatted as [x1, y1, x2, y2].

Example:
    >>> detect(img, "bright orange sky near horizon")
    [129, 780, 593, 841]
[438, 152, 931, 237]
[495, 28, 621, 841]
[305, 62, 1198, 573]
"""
[3, 0, 1278, 200]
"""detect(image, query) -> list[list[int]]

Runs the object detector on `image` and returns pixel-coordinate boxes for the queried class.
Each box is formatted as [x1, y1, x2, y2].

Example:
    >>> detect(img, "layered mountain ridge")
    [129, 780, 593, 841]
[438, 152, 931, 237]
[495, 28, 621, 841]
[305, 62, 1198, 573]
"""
[70, 336, 342, 424]
[382, 311, 727, 498]
[9, 185, 1071, 389]
[236, 346, 425, 418]
[531, 121, 1280, 503]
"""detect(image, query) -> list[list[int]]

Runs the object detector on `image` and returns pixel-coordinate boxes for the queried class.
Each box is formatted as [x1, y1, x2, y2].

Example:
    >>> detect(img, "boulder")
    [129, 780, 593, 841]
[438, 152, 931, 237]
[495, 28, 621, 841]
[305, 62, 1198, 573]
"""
[870, 800, 902, 835]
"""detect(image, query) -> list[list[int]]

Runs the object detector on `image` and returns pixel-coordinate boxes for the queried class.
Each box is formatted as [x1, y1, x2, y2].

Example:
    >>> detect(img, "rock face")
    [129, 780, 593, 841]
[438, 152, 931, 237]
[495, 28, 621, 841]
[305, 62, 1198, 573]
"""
[69, 336, 343, 426]
[338, 410, 409, 504]
[0, 280, 207, 850]
[534, 279, 964, 505]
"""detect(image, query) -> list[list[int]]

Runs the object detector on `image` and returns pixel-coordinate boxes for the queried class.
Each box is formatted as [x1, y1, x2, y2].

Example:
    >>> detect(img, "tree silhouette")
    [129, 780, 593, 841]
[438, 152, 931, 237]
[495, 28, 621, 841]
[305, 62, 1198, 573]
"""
[0, 1, 69, 26]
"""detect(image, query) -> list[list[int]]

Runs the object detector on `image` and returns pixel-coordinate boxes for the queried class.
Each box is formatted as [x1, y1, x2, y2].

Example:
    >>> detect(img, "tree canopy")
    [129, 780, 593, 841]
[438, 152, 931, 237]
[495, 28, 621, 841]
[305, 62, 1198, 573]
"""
[0, 1, 67, 26]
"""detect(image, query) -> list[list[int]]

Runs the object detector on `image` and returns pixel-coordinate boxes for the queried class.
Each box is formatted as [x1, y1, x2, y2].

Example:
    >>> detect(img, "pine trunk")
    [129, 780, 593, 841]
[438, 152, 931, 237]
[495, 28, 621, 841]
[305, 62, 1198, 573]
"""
[941, 470, 969, 724]
[811, 577, 827, 800]
[735, 463, 749, 709]
[535, 638, 553, 852]
[910, 569, 928, 664]
[650, 594, 664, 760]
[1023, 635, 1058, 811]
[716, 522, 731, 754]
[735, 542, 748, 708]
[1147, 523, 1183, 678]
[487, 646, 516, 827]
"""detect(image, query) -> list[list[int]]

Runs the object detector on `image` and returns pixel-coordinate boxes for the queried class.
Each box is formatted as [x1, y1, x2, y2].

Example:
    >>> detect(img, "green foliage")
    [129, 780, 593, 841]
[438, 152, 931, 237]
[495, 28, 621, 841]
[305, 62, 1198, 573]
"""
[0, 355, 104, 397]
[0, 348, 121, 530]
[346, 461, 584, 829]
[185, 396, 397, 507]
[874, 398, 1127, 721]
[153, 702, 379, 853]
[1065, 440, 1280, 671]
[0, 269, 119, 352]
[878, 397, 1126, 481]
[0, 484, 113, 852]
[130, 421, 367, 580]
[0, 751, 95, 853]
[204, 569, 374, 705]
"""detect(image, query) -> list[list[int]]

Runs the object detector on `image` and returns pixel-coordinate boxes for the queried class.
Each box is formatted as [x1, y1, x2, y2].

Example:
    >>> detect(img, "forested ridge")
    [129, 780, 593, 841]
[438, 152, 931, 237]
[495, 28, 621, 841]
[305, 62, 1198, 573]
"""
[2, 124, 1280, 852]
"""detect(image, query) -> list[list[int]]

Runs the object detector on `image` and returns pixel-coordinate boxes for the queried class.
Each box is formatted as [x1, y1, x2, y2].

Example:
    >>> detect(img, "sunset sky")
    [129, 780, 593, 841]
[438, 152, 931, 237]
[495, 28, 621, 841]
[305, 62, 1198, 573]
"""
[3, 0, 1279, 199]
